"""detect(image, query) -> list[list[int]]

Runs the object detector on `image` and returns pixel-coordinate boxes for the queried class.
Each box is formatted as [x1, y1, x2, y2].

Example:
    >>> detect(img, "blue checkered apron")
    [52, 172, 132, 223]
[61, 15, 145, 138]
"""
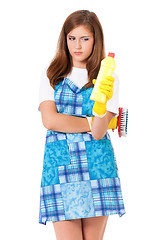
[39, 77, 126, 225]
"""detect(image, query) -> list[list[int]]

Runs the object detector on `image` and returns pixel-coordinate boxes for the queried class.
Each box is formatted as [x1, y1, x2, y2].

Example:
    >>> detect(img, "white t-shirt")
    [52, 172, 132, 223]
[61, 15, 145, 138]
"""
[38, 67, 119, 117]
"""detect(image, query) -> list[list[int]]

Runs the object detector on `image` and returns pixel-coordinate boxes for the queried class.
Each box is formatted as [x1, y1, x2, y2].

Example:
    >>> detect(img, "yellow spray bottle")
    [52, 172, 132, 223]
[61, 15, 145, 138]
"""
[90, 52, 116, 104]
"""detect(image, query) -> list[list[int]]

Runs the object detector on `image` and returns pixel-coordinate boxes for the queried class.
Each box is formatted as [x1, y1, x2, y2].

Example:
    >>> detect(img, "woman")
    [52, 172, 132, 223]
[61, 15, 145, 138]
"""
[38, 10, 125, 240]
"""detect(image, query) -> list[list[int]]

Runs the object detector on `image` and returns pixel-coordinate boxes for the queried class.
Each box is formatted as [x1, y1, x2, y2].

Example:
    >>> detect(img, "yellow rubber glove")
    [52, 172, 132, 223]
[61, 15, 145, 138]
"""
[92, 76, 115, 117]
[108, 117, 118, 129]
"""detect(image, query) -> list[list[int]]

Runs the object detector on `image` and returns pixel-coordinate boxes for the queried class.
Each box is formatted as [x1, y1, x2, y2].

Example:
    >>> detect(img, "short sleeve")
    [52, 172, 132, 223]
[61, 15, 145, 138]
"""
[106, 72, 119, 117]
[38, 67, 55, 111]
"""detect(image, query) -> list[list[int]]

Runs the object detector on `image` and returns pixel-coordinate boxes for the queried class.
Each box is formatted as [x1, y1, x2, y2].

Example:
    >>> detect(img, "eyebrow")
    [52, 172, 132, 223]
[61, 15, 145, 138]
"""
[68, 35, 91, 38]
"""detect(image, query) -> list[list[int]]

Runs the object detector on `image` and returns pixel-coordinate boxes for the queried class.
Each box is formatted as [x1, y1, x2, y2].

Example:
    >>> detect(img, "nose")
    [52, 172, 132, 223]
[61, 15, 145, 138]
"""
[75, 39, 82, 49]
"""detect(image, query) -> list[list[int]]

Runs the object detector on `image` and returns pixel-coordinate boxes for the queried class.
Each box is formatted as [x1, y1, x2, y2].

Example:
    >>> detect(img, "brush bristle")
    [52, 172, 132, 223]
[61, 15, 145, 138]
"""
[120, 108, 128, 137]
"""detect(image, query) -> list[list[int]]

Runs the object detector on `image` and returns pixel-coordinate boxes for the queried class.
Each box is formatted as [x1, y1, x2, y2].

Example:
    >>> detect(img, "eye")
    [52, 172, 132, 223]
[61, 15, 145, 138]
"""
[68, 36, 75, 41]
[81, 37, 90, 41]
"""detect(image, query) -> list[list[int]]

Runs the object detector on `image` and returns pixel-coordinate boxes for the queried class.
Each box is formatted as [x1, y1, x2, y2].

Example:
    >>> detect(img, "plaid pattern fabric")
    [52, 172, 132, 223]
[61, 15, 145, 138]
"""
[39, 184, 65, 222]
[39, 177, 125, 224]
[91, 178, 125, 217]
[39, 78, 126, 225]
[58, 163, 90, 183]
[46, 130, 110, 144]
[55, 78, 83, 116]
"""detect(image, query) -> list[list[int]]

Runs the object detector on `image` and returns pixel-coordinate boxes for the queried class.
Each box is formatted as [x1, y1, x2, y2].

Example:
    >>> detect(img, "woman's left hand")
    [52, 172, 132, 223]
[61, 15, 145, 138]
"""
[93, 76, 115, 100]
[92, 76, 115, 117]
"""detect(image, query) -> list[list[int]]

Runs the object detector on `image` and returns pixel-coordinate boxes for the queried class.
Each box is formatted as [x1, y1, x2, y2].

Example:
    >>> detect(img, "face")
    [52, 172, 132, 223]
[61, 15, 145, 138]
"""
[67, 25, 94, 68]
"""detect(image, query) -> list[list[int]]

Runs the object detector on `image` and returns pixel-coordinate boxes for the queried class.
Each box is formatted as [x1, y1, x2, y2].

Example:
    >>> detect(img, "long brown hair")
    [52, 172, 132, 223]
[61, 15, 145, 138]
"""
[47, 10, 106, 90]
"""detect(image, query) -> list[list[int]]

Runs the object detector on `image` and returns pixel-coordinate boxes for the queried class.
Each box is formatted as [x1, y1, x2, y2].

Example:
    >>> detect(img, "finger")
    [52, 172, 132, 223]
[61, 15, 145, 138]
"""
[100, 89, 113, 98]
[99, 89, 113, 96]
[100, 80, 114, 86]
[102, 78, 114, 85]
[99, 85, 113, 91]
[106, 76, 115, 81]
[92, 79, 96, 84]
[99, 84, 114, 90]
[104, 76, 115, 83]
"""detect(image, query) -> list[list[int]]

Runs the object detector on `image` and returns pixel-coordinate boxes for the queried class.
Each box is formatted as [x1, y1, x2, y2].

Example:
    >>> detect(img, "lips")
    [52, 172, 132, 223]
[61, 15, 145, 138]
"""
[74, 52, 83, 55]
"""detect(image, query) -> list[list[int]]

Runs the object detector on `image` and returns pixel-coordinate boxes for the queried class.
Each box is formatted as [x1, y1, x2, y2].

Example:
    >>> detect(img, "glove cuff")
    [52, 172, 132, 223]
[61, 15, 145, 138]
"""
[92, 110, 107, 118]
[86, 117, 94, 131]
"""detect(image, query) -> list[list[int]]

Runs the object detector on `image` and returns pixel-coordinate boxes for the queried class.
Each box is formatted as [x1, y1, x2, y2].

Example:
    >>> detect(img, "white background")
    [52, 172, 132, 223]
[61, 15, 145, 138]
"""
[0, 0, 159, 239]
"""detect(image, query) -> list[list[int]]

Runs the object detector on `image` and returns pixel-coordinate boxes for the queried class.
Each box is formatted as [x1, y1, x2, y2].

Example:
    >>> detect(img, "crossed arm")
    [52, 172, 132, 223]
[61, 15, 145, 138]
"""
[40, 101, 114, 140]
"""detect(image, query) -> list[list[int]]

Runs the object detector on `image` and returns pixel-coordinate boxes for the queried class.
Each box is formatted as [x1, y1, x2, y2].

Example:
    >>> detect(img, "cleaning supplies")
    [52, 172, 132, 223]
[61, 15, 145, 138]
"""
[90, 52, 116, 104]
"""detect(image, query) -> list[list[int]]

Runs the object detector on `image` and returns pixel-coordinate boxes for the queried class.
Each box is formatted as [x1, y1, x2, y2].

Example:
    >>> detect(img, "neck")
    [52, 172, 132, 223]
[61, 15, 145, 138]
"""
[72, 61, 87, 69]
